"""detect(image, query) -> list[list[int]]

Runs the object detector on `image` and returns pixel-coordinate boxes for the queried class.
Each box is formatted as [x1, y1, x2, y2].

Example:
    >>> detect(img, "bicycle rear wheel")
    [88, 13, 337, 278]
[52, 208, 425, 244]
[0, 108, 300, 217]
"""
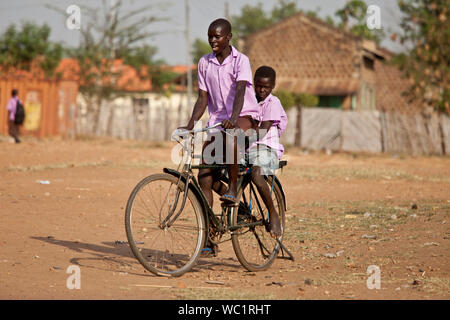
[125, 173, 206, 277]
[231, 176, 285, 272]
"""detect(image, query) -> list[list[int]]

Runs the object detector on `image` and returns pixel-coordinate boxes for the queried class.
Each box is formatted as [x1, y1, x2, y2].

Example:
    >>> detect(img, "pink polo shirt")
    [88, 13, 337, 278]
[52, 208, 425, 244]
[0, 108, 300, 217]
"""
[197, 45, 260, 127]
[252, 93, 288, 159]
[6, 97, 19, 121]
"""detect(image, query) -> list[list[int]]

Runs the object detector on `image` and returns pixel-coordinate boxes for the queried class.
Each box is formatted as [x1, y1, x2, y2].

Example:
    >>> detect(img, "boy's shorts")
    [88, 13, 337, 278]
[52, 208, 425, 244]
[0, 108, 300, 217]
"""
[241, 144, 280, 175]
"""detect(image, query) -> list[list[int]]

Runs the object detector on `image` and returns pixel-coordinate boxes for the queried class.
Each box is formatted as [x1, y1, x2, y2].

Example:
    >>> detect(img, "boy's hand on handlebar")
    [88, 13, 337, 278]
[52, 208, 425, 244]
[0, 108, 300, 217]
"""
[178, 124, 193, 131]
[221, 119, 236, 129]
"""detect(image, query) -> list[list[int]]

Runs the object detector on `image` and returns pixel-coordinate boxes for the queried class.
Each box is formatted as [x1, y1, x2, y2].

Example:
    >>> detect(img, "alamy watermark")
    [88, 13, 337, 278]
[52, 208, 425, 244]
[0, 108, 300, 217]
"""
[366, 265, 381, 289]
[66, 5, 81, 30]
[171, 120, 279, 172]
[366, 5, 382, 30]
[66, 265, 81, 289]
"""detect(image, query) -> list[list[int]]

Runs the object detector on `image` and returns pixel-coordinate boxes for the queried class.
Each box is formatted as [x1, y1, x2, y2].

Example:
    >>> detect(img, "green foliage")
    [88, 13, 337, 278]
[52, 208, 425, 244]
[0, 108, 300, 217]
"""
[325, 16, 336, 26]
[274, 90, 319, 109]
[231, 0, 301, 46]
[335, 0, 385, 44]
[0, 22, 63, 77]
[40, 42, 63, 77]
[270, 0, 300, 23]
[305, 11, 319, 19]
[149, 67, 179, 93]
[230, 0, 383, 44]
[121, 45, 158, 70]
[121, 45, 161, 80]
[295, 93, 319, 107]
[274, 89, 295, 109]
[191, 38, 211, 64]
[395, 0, 449, 113]
[232, 2, 273, 42]
[120, 44, 178, 94]
[335, 0, 367, 22]
[49, 0, 171, 104]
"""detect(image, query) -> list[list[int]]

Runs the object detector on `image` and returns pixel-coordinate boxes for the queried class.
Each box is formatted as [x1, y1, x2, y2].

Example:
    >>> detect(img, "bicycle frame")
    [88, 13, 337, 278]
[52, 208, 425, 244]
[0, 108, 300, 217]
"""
[125, 124, 294, 278]
[166, 124, 269, 238]
[162, 165, 261, 236]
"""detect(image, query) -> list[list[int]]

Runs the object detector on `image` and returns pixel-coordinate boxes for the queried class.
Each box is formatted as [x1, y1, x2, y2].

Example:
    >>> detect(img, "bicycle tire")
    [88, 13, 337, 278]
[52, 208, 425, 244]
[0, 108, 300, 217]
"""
[231, 176, 286, 272]
[125, 173, 206, 277]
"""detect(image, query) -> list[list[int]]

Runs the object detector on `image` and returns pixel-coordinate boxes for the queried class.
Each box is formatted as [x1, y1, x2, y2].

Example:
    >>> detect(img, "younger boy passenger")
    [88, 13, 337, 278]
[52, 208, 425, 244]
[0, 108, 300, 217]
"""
[248, 66, 288, 239]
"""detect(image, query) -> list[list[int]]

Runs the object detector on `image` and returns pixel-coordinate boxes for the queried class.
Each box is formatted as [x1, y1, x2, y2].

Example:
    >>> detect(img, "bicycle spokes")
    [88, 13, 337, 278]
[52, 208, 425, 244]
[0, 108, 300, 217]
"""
[125, 174, 205, 276]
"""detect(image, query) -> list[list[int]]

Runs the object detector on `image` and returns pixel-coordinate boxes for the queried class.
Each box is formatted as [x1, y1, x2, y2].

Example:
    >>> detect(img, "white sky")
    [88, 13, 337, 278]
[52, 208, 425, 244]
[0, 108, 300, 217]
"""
[0, 0, 405, 65]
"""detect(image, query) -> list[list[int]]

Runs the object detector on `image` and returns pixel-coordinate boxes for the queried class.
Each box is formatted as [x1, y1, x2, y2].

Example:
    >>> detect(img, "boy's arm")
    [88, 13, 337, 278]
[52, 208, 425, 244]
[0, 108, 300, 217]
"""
[184, 89, 208, 130]
[257, 120, 273, 140]
[222, 80, 247, 129]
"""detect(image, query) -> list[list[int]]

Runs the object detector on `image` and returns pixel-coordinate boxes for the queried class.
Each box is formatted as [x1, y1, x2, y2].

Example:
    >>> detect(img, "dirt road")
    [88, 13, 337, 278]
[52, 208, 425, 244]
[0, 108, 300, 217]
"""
[1, 136, 448, 299]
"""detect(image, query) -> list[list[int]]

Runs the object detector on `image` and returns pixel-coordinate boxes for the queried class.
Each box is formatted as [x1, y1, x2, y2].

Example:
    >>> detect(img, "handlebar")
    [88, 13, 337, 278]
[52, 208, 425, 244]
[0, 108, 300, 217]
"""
[171, 122, 222, 139]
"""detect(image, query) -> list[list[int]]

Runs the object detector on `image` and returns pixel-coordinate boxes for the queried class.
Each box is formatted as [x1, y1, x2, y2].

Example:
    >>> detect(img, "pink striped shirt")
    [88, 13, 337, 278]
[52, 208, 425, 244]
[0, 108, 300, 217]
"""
[252, 94, 288, 159]
[197, 45, 261, 127]
[6, 97, 19, 121]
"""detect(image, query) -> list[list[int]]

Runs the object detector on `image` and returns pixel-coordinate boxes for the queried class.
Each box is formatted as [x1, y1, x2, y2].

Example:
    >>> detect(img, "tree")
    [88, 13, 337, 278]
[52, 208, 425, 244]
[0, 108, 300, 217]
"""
[191, 38, 211, 64]
[335, 0, 385, 44]
[231, 0, 301, 43]
[121, 44, 178, 93]
[270, 0, 301, 23]
[48, 0, 174, 132]
[232, 2, 273, 43]
[0, 22, 63, 77]
[192, 1, 302, 62]
[274, 89, 295, 110]
[394, 0, 449, 113]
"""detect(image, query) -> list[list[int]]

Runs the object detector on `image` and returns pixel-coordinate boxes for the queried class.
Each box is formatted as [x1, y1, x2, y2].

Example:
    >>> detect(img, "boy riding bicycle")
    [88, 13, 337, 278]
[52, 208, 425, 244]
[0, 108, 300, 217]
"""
[180, 18, 260, 255]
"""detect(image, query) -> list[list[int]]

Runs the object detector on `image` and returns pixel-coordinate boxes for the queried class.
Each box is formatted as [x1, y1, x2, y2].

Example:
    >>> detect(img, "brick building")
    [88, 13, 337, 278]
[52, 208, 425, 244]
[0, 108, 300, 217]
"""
[241, 12, 417, 113]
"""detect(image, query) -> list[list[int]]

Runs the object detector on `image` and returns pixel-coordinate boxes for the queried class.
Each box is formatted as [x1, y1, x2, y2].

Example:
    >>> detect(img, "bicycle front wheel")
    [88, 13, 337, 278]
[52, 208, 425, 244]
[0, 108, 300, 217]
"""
[231, 176, 285, 272]
[125, 173, 206, 277]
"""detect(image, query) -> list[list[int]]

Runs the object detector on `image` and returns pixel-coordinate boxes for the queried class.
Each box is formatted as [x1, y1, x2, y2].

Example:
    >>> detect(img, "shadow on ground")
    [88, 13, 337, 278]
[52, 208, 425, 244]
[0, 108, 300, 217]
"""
[30, 236, 242, 275]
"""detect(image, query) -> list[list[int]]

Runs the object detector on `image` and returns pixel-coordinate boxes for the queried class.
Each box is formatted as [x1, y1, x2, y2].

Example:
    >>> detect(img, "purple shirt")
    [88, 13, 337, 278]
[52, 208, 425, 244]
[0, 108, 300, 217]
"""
[252, 94, 288, 159]
[6, 97, 19, 121]
[197, 46, 260, 127]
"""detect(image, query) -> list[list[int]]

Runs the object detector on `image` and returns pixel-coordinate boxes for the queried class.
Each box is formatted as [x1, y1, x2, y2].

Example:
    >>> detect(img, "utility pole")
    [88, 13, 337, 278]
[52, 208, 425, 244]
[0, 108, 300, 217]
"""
[344, 0, 349, 32]
[109, 0, 118, 94]
[110, 0, 117, 60]
[185, 0, 193, 112]
[225, 1, 230, 21]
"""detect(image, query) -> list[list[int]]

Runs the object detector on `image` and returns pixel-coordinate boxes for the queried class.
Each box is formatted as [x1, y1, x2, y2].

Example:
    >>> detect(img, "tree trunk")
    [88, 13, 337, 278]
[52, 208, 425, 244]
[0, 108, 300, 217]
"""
[294, 105, 302, 147]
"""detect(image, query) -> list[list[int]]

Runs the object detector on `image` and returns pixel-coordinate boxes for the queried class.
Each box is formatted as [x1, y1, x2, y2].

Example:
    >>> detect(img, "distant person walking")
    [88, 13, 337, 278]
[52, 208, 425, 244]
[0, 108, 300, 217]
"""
[6, 89, 24, 143]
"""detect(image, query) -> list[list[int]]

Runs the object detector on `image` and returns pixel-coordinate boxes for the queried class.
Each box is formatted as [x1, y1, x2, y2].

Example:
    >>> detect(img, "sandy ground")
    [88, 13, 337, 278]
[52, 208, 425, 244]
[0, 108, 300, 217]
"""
[0, 136, 449, 300]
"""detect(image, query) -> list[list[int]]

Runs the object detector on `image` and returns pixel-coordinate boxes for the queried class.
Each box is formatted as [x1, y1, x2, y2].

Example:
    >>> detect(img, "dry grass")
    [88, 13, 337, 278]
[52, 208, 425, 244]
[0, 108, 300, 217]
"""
[168, 288, 275, 300]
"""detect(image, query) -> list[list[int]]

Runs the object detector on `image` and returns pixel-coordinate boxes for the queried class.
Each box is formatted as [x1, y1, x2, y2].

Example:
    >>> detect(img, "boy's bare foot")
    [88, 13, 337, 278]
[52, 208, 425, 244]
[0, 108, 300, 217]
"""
[269, 212, 282, 239]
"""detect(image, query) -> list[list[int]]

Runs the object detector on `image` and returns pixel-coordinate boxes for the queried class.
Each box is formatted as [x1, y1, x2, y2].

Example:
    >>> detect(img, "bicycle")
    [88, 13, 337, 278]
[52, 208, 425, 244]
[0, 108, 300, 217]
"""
[125, 123, 294, 277]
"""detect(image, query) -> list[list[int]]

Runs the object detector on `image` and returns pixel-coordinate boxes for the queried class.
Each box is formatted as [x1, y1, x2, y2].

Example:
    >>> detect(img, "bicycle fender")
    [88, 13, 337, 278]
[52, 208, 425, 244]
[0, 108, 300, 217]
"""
[162, 168, 207, 212]
[163, 168, 212, 248]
